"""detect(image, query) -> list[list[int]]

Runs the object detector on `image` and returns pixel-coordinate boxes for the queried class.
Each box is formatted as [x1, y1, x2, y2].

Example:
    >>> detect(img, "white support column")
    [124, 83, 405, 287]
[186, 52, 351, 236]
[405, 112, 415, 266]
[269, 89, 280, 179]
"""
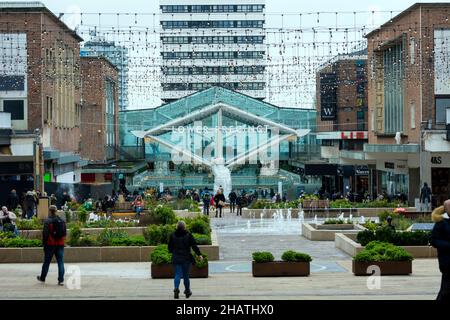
[217, 107, 223, 159]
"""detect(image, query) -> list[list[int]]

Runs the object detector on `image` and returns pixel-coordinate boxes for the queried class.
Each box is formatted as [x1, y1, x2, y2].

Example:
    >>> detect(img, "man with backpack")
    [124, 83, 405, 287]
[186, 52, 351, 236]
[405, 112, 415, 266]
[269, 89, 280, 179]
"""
[37, 205, 67, 286]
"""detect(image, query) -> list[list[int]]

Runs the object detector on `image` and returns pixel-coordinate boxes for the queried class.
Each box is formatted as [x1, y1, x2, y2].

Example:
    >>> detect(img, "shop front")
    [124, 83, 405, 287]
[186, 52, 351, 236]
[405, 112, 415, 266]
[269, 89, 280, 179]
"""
[429, 153, 450, 207]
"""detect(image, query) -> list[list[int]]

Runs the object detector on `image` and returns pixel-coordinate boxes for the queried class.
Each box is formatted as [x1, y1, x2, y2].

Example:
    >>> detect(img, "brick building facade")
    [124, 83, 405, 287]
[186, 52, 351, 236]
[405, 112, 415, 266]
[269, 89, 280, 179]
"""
[80, 57, 119, 164]
[0, 2, 86, 197]
[313, 50, 369, 195]
[365, 3, 450, 207]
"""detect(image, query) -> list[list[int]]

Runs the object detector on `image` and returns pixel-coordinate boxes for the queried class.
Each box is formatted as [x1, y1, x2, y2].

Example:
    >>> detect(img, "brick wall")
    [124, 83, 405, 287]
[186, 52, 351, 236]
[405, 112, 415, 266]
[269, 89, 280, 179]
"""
[0, 9, 82, 153]
[80, 57, 119, 163]
[366, 4, 450, 145]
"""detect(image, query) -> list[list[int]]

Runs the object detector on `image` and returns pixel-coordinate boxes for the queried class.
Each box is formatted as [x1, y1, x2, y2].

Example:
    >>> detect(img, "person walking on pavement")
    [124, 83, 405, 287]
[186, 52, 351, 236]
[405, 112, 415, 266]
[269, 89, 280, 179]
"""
[168, 221, 203, 299]
[236, 193, 245, 216]
[214, 189, 226, 218]
[420, 182, 432, 212]
[7, 189, 20, 211]
[202, 189, 211, 216]
[37, 205, 67, 286]
[228, 190, 237, 214]
[25, 191, 37, 219]
[431, 200, 450, 302]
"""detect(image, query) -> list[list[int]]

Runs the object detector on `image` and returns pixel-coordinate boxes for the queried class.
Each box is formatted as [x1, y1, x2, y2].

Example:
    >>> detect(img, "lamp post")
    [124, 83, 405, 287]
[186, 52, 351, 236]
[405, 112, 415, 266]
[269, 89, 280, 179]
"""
[33, 128, 44, 193]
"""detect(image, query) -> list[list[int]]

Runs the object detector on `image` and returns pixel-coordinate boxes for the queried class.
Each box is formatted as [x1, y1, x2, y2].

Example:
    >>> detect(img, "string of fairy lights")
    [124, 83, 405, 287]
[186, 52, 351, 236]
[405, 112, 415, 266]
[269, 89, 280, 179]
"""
[1, 9, 450, 108]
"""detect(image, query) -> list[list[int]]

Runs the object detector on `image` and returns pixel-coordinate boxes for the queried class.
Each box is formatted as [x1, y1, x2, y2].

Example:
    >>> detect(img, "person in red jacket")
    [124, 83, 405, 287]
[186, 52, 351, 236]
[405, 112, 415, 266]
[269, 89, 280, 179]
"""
[37, 205, 67, 286]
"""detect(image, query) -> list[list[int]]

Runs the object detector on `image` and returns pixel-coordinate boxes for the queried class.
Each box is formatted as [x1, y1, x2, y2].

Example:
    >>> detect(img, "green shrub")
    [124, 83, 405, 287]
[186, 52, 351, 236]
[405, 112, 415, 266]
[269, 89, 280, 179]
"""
[392, 216, 413, 231]
[194, 253, 208, 268]
[84, 220, 138, 229]
[76, 235, 98, 247]
[193, 233, 212, 245]
[362, 221, 380, 231]
[187, 218, 211, 235]
[330, 199, 353, 209]
[0, 238, 42, 247]
[16, 217, 43, 230]
[97, 228, 128, 246]
[144, 224, 176, 245]
[252, 251, 275, 263]
[357, 227, 430, 246]
[77, 207, 88, 224]
[110, 236, 147, 247]
[68, 225, 82, 246]
[150, 244, 172, 265]
[377, 210, 398, 222]
[281, 250, 312, 262]
[0, 231, 15, 239]
[357, 229, 377, 246]
[354, 241, 413, 262]
[357, 200, 403, 208]
[152, 205, 177, 225]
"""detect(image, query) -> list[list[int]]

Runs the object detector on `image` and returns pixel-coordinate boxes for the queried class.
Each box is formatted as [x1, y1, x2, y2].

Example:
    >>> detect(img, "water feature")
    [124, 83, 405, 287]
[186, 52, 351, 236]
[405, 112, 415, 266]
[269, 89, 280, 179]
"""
[314, 214, 318, 225]
[360, 216, 366, 224]
[299, 210, 305, 222]
[287, 208, 292, 220]
[349, 213, 353, 223]
[338, 211, 344, 220]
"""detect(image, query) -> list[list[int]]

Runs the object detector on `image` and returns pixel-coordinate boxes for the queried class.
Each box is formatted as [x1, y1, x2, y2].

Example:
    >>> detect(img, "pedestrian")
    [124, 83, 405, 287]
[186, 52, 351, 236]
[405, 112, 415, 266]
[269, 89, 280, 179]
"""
[6, 189, 20, 211]
[420, 182, 432, 212]
[168, 220, 203, 299]
[37, 205, 67, 286]
[202, 189, 211, 216]
[431, 200, 450, 301]
[214, 189, 226, 218]
[25, 191, 37, 219]
[49, 194, 57, 207]
[236, 194, 244, 216]
[132, 195, 144, 218]
[0, 206, 18, 235]
[228, 190, 237, 214]
[61, 192, 71, 209]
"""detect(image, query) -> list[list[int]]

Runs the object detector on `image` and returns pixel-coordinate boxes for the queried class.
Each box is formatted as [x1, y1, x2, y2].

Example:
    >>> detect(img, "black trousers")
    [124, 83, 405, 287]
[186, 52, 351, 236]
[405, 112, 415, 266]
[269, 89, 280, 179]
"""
[215, 206, 222, 218]
[230, 201, 236, 213]
[437, 272, 450, 301]
[203, 205, 209, 216]
[236, 206, 242, 216]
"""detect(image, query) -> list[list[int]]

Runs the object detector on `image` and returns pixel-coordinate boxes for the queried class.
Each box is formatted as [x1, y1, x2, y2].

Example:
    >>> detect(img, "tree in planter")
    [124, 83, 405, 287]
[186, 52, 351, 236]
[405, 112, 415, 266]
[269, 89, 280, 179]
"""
[354, 241, 413, 262]
[252, 252, 275, 263]
[281, 250, 312, 262]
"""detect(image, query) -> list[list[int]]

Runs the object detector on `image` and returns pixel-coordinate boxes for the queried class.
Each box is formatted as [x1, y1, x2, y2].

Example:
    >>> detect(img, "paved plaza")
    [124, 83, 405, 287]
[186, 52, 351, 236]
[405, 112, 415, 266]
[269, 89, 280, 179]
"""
[1, 216, 443, 300]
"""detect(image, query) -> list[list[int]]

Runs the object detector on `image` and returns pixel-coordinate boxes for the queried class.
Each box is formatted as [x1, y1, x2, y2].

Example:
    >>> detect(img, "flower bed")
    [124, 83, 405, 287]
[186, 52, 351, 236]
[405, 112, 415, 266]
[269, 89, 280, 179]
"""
[352, 241, 413, 276]
[150, 245, 208, 278]
[252, 251, 311, 277]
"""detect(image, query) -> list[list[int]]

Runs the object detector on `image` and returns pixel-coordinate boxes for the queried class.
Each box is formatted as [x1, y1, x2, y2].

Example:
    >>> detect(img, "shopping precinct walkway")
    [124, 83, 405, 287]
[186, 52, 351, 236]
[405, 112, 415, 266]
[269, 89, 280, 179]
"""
[0, 260, 441, 299]
[0, 217, 442, 300]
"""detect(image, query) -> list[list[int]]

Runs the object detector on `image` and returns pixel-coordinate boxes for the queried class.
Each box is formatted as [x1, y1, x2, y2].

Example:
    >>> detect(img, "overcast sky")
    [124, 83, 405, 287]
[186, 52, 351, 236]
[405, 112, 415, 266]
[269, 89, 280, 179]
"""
[2, 0, 443, 108]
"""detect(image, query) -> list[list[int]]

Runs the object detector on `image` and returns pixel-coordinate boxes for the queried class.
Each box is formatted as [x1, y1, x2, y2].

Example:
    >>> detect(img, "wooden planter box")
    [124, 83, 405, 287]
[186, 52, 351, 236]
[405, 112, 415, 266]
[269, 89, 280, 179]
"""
[252, 261, 310, 277]
[151, 263, 209, 279]
[352, 260, 412, 276]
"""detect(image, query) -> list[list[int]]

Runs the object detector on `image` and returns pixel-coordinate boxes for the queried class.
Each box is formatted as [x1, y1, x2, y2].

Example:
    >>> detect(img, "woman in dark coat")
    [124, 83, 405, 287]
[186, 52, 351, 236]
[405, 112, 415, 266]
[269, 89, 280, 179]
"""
[214, 190, 226, 218]
[168, 221, 203, 299]
[431, 200, 450, 302]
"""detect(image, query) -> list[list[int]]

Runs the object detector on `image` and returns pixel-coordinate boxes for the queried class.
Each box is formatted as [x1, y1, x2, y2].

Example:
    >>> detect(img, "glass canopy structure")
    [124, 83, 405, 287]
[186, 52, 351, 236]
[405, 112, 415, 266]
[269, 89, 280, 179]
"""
[119, 87, 320, 195]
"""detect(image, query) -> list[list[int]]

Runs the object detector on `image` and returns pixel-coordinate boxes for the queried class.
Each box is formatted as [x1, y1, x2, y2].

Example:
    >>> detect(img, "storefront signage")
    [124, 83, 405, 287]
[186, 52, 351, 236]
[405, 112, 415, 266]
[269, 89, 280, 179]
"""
[355, 166, 369, 176]
[385, 162, 395, 169]
[430, 153, 450, 168]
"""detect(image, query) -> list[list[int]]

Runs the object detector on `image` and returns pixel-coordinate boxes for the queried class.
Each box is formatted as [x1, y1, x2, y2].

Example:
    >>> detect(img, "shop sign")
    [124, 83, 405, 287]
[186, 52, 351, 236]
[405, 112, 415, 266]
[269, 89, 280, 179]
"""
[430, 153, 450, 167]
[355, 166, 369, 175]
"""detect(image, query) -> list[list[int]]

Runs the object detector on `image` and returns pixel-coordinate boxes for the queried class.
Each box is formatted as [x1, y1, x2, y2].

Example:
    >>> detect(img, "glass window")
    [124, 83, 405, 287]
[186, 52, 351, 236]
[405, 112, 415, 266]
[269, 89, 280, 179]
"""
[436, 97, 450, 124]
[3, 100, 24, 120]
